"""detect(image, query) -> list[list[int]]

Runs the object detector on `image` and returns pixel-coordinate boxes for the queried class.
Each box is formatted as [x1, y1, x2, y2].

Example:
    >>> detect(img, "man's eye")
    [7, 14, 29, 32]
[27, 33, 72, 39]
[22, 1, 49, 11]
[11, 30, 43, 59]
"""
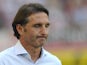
[33, 24, 41, 28]
[46, 23, 50, 28]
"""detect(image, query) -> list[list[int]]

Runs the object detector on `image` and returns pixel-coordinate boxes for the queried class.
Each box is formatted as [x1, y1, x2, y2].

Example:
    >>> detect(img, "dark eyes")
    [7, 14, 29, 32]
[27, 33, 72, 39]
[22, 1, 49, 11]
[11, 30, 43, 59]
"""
[33, 24, 42, 28]
[45, 23, 50, 28]
[33, 23, 50, 28]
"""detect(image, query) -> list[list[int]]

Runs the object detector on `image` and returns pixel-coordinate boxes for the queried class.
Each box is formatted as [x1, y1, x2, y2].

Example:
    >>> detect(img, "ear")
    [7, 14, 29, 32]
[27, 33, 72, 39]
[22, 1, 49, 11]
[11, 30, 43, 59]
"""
[16, 24, 24, 35]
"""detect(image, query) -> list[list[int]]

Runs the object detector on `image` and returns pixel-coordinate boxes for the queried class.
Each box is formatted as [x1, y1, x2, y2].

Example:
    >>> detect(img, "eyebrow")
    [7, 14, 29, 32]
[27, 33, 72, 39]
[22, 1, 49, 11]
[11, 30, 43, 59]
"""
[33, 22, 50, 27]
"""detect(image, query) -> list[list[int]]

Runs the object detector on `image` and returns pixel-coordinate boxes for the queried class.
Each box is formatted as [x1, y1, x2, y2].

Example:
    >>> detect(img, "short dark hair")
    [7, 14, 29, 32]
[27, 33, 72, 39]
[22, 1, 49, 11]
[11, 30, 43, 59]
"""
[12, 3, 49, 39]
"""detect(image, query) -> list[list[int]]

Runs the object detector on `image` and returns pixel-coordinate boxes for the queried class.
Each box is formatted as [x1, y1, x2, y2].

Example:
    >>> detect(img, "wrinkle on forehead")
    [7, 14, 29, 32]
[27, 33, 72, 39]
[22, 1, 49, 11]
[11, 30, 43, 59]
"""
[28, 12, 48, 21]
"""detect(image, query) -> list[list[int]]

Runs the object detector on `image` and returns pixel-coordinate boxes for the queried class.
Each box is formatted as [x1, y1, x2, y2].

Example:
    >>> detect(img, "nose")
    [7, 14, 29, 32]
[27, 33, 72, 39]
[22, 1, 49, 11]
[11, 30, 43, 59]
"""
[40, 27, 48, 35]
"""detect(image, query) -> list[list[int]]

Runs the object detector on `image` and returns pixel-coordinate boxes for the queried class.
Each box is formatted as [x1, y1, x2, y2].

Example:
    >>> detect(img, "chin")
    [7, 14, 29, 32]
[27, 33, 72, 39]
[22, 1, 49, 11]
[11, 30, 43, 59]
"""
[34, 39, 46, 48]
[33, 45, 43, 48]
[34, 42, 44, 48]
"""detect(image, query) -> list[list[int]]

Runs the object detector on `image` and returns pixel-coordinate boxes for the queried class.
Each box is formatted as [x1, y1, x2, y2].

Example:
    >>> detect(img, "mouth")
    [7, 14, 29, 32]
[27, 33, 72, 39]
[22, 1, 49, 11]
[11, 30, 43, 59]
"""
[37, 36, 47, 39]
[36, 36, 47, 44]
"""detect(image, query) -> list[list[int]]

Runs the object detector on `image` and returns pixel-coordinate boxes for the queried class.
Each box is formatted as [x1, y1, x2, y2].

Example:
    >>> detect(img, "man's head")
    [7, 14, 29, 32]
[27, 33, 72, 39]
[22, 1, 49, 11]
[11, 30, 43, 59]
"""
[12, 3, 49, 39]
[12, 3, 50, 48]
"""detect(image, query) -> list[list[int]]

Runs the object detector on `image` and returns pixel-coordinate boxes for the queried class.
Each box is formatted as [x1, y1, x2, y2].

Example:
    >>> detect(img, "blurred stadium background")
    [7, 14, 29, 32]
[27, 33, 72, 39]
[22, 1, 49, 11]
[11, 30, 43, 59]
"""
[0, 0, 87, 65]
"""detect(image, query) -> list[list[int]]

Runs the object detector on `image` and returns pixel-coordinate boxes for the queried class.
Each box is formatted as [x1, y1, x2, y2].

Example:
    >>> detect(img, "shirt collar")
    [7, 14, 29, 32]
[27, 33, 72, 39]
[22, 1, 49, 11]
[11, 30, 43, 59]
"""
[40, 47, 47, 57]
[14, 40, 47, 57]
[14, 40, 28, 55]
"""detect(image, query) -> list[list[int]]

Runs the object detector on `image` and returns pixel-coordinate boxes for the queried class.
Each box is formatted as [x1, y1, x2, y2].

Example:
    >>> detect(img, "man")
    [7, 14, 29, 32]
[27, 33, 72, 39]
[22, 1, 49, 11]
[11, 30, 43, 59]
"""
[0, 3, 62, 65]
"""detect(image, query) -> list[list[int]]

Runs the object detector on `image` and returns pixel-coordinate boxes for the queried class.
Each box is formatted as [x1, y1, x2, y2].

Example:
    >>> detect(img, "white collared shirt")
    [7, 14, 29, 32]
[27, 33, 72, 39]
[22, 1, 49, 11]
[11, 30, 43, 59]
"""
[0, 41, 62, 65]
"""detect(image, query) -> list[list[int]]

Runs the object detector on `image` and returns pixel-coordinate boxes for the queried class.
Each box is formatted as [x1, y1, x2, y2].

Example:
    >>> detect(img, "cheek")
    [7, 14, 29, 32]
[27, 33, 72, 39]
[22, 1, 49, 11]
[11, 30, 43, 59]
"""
[25, 29, 39, 41]
[29, 31, 40, 42]
[30, 30, 39, 36]
[28, 34, 38, 44]
[29, 32, 37, 40]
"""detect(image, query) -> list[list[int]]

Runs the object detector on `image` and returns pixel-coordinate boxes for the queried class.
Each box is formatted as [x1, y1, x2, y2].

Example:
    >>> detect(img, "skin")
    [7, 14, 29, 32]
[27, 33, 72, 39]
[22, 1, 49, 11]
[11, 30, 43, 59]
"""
[16, 12, 50, 62]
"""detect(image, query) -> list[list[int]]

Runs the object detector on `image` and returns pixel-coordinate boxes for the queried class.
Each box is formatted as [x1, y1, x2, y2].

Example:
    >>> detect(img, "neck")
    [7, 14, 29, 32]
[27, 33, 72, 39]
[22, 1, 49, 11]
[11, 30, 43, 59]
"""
[26, 47, 42, 62]
[20, 39, 42, 62]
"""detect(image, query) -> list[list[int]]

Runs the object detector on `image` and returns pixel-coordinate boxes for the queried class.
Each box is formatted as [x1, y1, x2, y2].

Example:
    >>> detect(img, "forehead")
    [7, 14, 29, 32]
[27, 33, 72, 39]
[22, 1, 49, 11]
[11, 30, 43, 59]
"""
[29, 12, 48, 18]
[27, 12, 49, 24]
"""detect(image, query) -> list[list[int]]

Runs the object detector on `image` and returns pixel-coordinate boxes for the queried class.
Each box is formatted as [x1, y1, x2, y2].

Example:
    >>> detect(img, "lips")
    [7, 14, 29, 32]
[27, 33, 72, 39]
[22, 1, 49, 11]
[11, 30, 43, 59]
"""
[37, 36, 47, 39]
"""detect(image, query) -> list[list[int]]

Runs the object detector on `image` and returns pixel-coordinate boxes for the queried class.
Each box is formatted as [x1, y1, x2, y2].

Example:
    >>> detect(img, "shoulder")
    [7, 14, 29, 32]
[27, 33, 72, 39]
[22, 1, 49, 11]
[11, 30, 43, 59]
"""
[0, 46, 14, 59]
[0, 46, 15, 64]
[44, 50, 62, 65]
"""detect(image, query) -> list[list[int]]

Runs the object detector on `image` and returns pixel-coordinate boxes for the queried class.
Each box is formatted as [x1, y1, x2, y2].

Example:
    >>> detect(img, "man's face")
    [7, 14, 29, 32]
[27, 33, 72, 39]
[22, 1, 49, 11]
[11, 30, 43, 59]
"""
[21, 12, 50, 48]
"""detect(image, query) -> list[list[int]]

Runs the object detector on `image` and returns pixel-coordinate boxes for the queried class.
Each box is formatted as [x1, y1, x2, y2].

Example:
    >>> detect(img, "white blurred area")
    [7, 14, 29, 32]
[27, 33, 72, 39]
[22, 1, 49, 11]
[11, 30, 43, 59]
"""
[0, 0, 87, 51]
